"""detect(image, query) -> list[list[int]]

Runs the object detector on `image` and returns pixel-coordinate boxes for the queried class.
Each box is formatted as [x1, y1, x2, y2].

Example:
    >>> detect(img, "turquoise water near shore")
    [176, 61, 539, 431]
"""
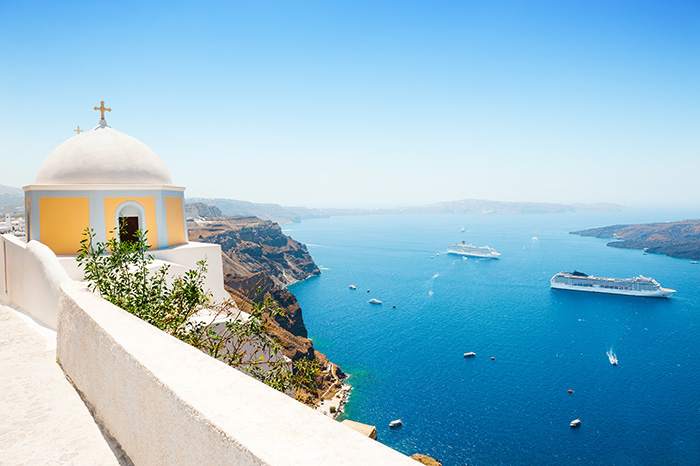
[286, 211, 700, 466]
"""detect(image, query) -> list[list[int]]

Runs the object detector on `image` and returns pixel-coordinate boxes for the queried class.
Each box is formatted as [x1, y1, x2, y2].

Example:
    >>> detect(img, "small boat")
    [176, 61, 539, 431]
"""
[606, 349, 618, 365]
[691, 261, 698, 264]
[368, 299, 382, 304]
[389, 419, 402, 428]
[349, 285, 356, 290]
[570, 419, 581, 427]
[463, 352, 476, 358]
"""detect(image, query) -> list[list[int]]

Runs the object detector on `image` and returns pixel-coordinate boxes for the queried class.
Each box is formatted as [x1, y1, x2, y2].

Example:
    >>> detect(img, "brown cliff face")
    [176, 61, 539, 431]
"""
[188, 216, 320, 287]
[187, 213, 345, 401]
[225, 271, 308, 338]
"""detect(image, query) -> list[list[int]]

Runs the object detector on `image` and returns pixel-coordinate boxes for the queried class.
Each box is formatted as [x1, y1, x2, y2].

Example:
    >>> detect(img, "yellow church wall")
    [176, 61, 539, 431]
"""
[39, 197, 90, 255]
[104, 197, 158, 249]
[164, 196, 186, 247]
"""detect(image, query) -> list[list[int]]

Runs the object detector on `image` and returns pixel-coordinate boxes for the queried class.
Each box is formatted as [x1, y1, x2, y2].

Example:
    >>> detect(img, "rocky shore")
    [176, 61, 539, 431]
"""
[186, 205, 347, 407]
[572, 219, 700, 260]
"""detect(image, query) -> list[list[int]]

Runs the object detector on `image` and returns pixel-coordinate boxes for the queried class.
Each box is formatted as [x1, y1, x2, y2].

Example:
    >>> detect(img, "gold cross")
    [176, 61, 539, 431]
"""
[93, 100, 112, 119]
[73, 126, 83, 135]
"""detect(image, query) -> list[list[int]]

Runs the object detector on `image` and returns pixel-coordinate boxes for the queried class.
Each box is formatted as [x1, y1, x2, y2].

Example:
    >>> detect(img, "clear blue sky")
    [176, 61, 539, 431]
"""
[1, 1, 698, 208]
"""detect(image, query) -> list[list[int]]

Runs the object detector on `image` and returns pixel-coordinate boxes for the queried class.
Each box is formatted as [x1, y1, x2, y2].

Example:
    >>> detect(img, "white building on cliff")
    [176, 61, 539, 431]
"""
[22, 102, 228, 304]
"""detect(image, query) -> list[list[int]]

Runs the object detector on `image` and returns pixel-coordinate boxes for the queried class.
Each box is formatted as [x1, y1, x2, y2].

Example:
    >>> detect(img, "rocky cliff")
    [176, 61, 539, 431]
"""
[188, 216, 320, 287]
[572, 219, 700, 260]
[187, 212, 343, 402]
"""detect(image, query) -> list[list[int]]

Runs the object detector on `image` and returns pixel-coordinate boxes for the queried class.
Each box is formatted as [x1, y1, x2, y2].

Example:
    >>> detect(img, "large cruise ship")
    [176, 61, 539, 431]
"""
[447, 241, 501, 259]
[550, 271, 675, 298]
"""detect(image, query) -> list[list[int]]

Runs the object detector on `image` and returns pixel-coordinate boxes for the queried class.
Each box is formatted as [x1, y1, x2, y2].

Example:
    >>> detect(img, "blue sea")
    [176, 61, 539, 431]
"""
[285, 211, 700, 466]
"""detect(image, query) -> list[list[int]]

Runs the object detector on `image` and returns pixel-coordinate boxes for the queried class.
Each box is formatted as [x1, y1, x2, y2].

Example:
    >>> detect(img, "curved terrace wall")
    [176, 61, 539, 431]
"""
[0, 234, 71, 329]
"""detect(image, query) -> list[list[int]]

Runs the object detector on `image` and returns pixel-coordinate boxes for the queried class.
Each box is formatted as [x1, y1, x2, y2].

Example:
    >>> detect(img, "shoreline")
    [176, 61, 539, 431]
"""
[316, 382, 352, 419]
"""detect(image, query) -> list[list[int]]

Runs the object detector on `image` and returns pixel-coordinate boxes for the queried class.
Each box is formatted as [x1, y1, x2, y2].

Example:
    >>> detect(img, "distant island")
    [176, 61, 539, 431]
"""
[572, 219, 700, 260]
[188, 197, 624, 224]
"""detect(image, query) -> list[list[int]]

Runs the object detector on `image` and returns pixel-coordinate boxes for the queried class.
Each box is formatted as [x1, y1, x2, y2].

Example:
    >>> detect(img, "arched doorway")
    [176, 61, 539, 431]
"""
[115, 202, 145, 244]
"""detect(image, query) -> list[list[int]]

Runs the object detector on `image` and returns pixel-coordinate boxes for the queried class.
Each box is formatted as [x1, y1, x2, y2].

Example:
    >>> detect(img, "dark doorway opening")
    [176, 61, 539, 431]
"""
[119, 216, 139, 243]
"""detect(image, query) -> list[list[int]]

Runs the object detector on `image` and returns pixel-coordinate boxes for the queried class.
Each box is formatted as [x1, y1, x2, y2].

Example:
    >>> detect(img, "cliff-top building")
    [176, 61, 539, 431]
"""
[21, 102, 227, 302]
[24, 101, 186, 254]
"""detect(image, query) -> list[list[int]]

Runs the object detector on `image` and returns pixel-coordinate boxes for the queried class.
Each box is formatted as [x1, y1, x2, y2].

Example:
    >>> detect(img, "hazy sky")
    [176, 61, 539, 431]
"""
[1, 1, 698, 208]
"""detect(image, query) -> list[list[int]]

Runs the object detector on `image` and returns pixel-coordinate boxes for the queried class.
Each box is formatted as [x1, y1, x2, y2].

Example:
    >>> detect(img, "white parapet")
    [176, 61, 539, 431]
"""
[57, 241, 231, 304]
[151, 241, 230, 303]
[0, 234, 71, 330]
[57, 281, 416, 466]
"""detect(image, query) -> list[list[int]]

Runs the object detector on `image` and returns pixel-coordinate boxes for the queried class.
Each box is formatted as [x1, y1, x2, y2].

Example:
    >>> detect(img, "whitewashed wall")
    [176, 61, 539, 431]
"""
[58, 241, 230, 304]
[58, 281, 416, 466]
[0, 234, 71, 329]
[152, 242, 229, 302]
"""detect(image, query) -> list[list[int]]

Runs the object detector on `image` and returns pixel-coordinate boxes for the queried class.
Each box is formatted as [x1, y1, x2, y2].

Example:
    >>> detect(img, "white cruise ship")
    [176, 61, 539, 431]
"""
[550, 271, 675, 298]
[447, 241, 501, 259]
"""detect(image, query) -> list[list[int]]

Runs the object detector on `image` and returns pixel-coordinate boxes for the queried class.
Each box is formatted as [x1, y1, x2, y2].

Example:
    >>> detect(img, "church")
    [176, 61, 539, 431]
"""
[22, 101, 228, 301]
[24, 101, 186, 254]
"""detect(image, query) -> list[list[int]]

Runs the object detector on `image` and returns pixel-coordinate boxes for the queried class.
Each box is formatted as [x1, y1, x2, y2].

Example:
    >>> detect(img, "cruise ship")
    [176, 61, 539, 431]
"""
[447, 241, 501, 259]
[550, 271, 675, 298]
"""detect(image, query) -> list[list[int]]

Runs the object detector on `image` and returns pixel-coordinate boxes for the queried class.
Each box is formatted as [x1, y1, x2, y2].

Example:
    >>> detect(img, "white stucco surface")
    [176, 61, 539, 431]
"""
[57, 241, 230, 303]
[0, 304, 120, 466]
[0, 234, 71, 330]
[58, 281, 417, 466]
[34, 124, 173, 185]
[152, 241, 230, 302]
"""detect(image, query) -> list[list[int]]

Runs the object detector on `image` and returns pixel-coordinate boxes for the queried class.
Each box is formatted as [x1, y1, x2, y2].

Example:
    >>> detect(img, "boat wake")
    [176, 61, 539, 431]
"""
[606, 348, 618, 365]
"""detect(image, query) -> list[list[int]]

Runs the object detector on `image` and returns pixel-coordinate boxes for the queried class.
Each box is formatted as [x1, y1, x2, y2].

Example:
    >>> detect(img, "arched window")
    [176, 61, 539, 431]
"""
[115, 201, 146, 244]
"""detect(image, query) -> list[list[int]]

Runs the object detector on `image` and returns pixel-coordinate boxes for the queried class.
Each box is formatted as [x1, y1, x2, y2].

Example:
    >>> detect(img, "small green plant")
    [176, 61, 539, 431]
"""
[77, 226, 318, 394]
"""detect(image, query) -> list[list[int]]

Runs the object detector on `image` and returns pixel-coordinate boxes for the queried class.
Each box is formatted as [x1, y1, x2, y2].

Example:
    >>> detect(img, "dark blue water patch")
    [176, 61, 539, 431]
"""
[286, 212, 700, 466]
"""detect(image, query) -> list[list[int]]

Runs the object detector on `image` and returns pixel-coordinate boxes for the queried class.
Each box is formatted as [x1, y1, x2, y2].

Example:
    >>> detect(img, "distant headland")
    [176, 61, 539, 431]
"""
[572, 219, 700, 260]
[187, 197, 624, 224]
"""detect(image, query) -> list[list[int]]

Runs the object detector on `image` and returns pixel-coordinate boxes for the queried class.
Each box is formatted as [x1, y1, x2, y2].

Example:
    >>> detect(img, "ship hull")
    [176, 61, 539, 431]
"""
[550, 282, 674, 298]
[446, 250, 500, 259]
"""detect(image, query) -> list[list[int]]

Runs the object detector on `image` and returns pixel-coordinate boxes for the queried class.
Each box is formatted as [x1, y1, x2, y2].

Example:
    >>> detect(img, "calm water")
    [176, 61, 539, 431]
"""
[285, 211, 700, 466]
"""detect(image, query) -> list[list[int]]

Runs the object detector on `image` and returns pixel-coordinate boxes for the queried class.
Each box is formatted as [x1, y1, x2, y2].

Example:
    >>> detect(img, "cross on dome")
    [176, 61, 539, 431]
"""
[93, 100, 112, 122]
[73, 126, 83, 135]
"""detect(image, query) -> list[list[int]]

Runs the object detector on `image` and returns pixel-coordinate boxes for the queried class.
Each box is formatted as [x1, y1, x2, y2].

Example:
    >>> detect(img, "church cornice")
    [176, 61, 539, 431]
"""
[23, 184, 186, 192]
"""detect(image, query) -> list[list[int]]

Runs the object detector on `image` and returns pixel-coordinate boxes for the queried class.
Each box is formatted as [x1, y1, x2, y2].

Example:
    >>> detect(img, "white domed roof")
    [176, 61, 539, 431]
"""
[34, 124, 173, 185]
